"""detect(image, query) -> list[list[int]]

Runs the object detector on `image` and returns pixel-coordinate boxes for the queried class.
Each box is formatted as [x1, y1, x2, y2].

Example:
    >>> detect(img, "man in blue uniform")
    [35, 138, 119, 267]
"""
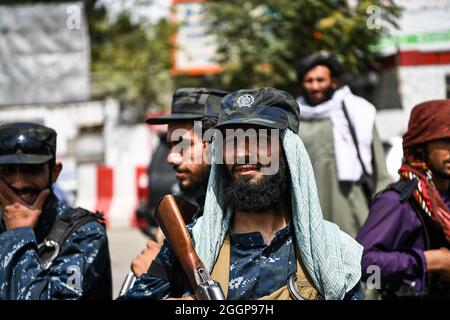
[122, 88, 363, 300]
[0, 122, 112, 300]
[130, 88, 228, 279]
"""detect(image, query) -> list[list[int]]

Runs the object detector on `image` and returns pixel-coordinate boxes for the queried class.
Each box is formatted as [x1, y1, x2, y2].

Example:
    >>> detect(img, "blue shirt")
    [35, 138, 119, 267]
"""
[0, 195, 112, 300]
[122, 224, 363, 300]
[228, 225, 295, 299]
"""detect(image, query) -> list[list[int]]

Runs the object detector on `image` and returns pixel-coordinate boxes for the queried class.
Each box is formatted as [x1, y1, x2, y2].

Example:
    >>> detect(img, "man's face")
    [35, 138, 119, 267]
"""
[223, 124, 280, 183]
[222, 125, 288, 213]
[426, 138, 450, 181]
[166, 121, 210, 193]
[0, 162, 61, 206]
[302, 65, 337, 105]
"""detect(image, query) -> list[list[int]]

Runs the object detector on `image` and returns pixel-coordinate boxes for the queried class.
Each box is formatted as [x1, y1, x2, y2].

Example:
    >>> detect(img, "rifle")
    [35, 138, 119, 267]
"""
[154, 194, 225, 300]
[118, 194, 200, 298]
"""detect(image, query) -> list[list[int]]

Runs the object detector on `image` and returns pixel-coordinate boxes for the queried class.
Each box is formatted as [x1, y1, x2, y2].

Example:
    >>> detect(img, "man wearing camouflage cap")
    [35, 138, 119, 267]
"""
[122, 87, 363, 300]
[126, 88, 228, 284]
[0, 123, 112, 300]
[146, 87, 229, 202]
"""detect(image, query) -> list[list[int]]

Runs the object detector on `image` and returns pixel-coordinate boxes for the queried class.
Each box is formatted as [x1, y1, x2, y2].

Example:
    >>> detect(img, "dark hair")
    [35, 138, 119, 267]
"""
[198, 116, 218, 145]
[405, 143, 426, 162]
[201, 116, 218, 134]
[295, 51, 342, 81]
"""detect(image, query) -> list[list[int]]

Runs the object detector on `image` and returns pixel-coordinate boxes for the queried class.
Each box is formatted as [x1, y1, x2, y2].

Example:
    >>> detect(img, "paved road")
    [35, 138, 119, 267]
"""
[107, 227, 148, 298]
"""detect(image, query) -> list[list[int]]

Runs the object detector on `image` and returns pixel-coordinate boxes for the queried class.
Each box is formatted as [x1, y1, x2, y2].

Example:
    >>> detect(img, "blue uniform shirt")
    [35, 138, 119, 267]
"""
[122, 224, 363, 300]
[0, 195, 112, 300]
[228, 225, 295, 299]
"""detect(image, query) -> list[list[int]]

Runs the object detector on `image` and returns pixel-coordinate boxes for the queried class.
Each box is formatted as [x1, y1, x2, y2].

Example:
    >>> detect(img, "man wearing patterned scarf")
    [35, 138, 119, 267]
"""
[122, 88, 363, 300]
[357, 99, 450, 299]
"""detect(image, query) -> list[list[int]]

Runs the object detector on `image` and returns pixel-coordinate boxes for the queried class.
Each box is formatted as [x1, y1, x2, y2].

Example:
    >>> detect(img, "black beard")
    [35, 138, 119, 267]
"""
[433, 169, 450, 181]
[176, 165, 211, 198]
[178, 181, 208, 207]
[179, 178, 209, 206]
[303, 86, 336, 106]
[223, 155, 289, 213]
[429, 164, 450, 183]
[179, 180, 206, 194]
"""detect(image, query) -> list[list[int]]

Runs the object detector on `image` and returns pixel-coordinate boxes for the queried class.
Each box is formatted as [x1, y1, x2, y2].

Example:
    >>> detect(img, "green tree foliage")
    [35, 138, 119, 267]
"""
[90, 12, 173, 121]
[205, 0, 400, 92]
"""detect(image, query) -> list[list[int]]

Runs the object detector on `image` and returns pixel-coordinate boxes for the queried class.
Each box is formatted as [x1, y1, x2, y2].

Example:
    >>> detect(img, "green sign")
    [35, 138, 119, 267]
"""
[371, 29, 450, 52]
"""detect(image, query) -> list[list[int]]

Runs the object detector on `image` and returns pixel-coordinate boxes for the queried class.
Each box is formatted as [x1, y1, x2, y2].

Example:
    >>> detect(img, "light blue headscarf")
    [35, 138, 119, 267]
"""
[192, 129, 362, 300]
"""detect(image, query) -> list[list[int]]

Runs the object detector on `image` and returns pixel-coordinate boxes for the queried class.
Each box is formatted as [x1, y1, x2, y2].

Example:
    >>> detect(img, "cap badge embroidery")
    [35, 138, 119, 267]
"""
[236, 94, 255, 108]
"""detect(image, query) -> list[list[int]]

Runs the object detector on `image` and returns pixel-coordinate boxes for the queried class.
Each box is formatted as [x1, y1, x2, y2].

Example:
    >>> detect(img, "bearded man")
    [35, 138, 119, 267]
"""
[357, 100, 450, 299]
[122, 88, 364, 300]
[295, 51, 390, 237]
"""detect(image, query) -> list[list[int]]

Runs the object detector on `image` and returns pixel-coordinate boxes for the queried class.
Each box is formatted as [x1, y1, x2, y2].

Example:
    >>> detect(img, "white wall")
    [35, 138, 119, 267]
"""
[399, 64, 450, 115]
[0, 2, 90, 105]
[0, 100, 114, 159]
[376, 63, 450, 141]
[0, 100, 160, 228]
[375, 109, 408, 141]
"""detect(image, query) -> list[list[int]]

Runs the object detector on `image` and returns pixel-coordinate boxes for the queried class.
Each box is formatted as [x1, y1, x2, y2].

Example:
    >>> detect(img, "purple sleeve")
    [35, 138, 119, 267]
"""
[356, 191, 428, 290]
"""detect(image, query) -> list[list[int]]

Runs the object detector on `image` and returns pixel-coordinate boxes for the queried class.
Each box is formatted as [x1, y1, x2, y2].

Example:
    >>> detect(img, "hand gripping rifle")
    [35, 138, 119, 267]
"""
[118, 195, 201, 298]
[154, 194, 225, 300]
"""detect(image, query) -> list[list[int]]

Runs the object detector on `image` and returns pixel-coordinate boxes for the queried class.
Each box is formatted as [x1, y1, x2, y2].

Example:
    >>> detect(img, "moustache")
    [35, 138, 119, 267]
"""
[11, 186, 40, 196]
[233, 155, 262, 165]
[232, 163, 262, 174]
[173, 165, 190, 174]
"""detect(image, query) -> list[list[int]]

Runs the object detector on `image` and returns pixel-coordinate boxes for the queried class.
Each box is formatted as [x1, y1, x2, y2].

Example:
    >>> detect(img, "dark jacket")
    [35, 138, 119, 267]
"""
[357, 185, 450, 299]
[0, 195, 112, 300]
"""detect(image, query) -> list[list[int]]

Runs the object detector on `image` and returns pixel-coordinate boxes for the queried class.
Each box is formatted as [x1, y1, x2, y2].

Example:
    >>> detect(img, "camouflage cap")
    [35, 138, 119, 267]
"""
[146, 87, 229, 124]
[0, 122, 56, 165]
[215, 88, 300, 133]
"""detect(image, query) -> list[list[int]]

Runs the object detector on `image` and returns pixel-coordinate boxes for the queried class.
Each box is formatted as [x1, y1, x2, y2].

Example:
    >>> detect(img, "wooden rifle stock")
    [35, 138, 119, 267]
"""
[154, 194, 204, 292]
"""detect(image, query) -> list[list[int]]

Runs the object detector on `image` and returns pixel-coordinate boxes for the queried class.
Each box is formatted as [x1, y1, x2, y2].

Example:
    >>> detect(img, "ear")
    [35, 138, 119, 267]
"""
[331, 77, 337, 89]
[51, 161, 63, 184]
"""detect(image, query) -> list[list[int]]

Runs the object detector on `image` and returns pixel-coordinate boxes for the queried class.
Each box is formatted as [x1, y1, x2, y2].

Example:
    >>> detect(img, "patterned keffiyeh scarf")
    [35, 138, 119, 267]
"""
[192, 129, 363, 300]
[399, 157, 450, 243]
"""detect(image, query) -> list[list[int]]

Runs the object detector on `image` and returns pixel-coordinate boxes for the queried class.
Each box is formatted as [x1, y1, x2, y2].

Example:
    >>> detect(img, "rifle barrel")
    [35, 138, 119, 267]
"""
[154, 194, 205, 291]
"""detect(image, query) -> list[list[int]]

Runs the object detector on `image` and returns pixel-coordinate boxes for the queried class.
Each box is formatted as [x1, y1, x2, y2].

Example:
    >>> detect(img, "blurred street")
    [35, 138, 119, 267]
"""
[107, 227, 147, 298]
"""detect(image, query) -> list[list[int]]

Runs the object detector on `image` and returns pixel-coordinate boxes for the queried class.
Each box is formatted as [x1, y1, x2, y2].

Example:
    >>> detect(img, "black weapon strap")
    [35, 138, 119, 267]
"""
[0, 209, 5, 233]
[388, 179, 418, 203]
[38, 208, 106, 269]
[169, 259, 192, 297]
[386, 179, 437, 251]
[341, 101, 371, 177]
